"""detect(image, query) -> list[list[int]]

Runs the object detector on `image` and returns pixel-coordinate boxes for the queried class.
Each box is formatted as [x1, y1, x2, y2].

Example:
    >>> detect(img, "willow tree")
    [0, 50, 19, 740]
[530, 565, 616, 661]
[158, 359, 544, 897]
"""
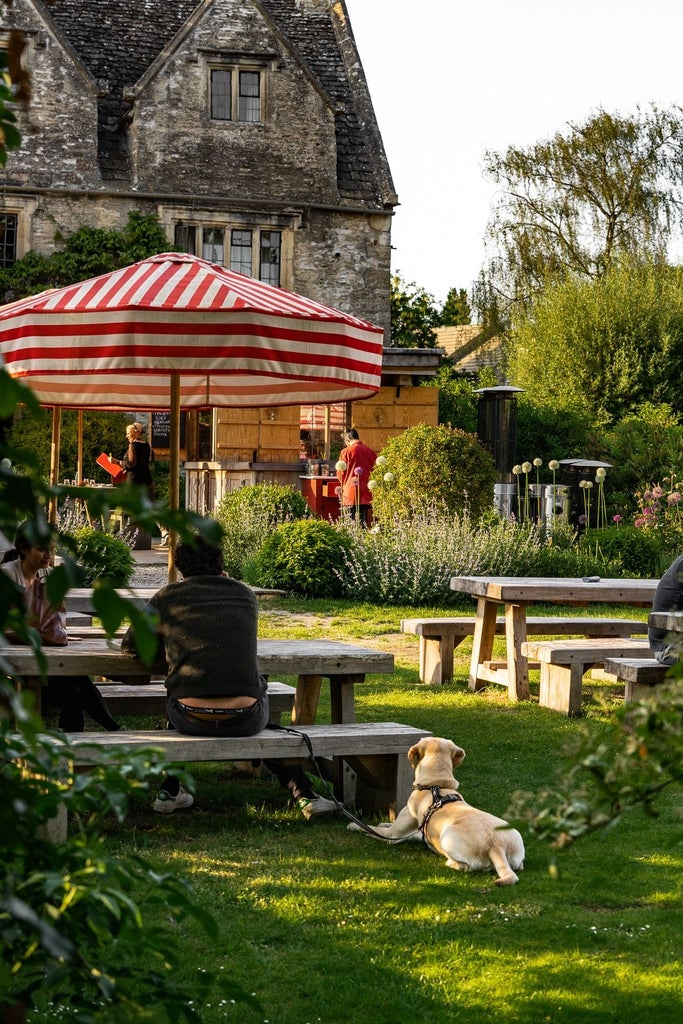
[506, 260, 683, 425]
[483, 105, 683, 309]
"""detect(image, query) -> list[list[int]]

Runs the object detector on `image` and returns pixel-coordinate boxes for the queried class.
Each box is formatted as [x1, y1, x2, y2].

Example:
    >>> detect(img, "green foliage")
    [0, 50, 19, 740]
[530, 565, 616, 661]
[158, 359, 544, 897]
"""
[245, 518, 351, 597]
[0, 211, 169, 303]
[369, 423, 497, 523]
[390, 273, 441, 347]
[6, 406, 134, 482]
[484, 104, 683, 309]
[0, 685, 254, 1020]
[510, 681, 683, 849]
[439, 286, 471, 326]
[595, 403, 683, 510]
[507, 260, 683, 424]
[215, 484, 309, 579]
[62, 525, 136, 586]
[424, 366, 497, 433]
[577, 525, 665, 576]
[515, 400, 593, 469]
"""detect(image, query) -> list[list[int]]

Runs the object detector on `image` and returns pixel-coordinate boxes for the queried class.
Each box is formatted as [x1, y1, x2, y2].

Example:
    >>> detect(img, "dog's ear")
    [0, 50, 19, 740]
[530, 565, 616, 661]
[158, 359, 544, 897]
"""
[450, 743, 465, 768]
[407, 742, 424, 767]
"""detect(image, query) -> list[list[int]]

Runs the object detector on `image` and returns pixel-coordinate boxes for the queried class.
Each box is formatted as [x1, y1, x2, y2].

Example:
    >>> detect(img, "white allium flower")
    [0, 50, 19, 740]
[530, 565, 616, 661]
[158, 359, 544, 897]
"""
[595, 467, 607, 481]
[375, 455, 387, 466]
[512, 465, 522, 475]
[335, 460, 347, 472]
[383, 472, 394, 483]
[549, 460, 560, 471]
[367, 479, 377, 491]
[533, 458, 542, 467]
[522, 461, 532, 474]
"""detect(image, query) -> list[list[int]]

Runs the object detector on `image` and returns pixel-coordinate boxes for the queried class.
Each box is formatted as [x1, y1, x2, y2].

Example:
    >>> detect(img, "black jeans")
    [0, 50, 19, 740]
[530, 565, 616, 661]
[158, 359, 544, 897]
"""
[161, 695, 316, 801]
[44, 676, 121, 732]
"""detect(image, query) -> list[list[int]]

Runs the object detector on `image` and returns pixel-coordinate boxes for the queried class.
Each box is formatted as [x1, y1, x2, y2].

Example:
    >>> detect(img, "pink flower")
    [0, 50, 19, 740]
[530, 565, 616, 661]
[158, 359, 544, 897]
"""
[612, 514, 622, 524]
[634, 517, 645, 528]
[668, 492, 681, 505]
[652, 485, 664, 499]
[354, 466, 363, 475]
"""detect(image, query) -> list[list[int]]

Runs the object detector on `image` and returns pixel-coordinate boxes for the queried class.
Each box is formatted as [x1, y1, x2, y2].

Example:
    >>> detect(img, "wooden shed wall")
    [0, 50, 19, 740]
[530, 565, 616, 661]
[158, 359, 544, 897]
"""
[214, 407, 301, 463]
[347, 385, 438, 453]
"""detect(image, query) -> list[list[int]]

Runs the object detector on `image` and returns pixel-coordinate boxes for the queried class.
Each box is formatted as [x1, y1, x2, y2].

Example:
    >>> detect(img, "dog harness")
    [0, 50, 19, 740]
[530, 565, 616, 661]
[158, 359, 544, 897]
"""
[413, 784, 463, 851]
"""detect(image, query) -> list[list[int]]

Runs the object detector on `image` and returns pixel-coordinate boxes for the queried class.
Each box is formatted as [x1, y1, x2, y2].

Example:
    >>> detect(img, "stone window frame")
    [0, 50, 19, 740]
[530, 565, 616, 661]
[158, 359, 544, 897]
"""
[207, 60, 266, 125]
[166, 209, 294, 290]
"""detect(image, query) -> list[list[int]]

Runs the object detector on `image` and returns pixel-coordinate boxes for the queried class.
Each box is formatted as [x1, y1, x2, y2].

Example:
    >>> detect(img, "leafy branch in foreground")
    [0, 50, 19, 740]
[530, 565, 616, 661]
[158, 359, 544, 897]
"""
[509, 678, 683, 850]
[0, 682, 258, 1022]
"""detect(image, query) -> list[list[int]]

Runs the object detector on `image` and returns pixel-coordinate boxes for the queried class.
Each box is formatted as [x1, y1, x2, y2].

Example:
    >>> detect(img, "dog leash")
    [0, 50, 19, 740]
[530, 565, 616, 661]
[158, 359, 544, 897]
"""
[266, 723, 414, 842]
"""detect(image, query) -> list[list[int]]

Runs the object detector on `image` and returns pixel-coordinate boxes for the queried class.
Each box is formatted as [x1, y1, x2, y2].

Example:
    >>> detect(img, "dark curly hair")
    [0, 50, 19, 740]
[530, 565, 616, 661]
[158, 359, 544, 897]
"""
[175, 536, 224, 577]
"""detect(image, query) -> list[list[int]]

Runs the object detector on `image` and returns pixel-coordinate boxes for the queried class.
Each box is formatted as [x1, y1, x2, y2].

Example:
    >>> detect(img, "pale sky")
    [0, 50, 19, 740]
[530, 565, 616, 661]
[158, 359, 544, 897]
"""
[344, 0, 683, 306]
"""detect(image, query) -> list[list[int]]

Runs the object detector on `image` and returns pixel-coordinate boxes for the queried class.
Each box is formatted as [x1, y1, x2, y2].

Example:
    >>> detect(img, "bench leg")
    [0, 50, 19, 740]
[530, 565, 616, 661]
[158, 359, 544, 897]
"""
[420, 635, 456, 685]
[347, 752, 406, 819]
[624, 681, 657, 704]
[539, 663, 584, 716]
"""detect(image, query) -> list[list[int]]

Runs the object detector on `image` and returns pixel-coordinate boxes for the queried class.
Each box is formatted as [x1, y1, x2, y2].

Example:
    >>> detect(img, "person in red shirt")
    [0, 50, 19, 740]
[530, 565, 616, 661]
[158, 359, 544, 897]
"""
[337, 428, 377, 525]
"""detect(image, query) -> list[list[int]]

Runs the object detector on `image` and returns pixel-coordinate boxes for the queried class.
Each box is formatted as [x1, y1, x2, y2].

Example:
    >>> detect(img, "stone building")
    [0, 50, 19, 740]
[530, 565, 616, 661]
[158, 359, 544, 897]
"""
[1, 1, 441, 510]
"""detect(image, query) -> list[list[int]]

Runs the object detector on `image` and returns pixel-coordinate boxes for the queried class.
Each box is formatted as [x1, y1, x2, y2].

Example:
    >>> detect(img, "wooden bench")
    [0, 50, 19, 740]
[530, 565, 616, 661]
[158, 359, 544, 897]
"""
[47, 721, 432, 841]
[603, 657, 674, 703]
[521, 638, 652, 715]
[401, 616, 648, 685]
[92, 680, 296, 723]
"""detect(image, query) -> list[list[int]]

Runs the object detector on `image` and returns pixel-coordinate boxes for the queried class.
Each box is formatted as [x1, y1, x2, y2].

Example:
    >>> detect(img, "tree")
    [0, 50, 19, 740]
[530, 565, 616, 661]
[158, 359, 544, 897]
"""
[506, 260, 683, 425]
[483, 105, 683, 309]
[439, 286, 471, 326]
[390, 273, 441, 347]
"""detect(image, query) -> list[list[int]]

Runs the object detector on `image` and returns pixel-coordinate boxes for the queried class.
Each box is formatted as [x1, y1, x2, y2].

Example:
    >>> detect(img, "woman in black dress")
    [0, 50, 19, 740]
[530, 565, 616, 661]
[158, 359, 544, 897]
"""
[113, 421, 154, 498]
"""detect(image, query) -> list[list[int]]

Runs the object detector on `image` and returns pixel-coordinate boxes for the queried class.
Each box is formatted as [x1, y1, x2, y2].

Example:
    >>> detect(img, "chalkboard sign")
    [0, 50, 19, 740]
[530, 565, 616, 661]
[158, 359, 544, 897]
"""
[151, 411, 186, 449]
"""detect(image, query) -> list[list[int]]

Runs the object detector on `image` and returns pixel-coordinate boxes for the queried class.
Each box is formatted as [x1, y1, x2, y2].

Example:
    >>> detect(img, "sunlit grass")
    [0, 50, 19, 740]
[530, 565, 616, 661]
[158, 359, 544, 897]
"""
[94, 598, 681, 1024]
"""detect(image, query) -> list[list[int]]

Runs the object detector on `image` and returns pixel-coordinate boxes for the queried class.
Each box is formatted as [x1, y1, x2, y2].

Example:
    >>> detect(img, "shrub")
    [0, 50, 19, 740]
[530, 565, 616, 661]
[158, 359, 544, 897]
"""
[369, 423, 497, 523]
[339, 506, 620, 606]
[215, 484, 309, 579]
[579, 525, 665, 576]
[64, 525, 136, 585]
[245, 518, 351, 597]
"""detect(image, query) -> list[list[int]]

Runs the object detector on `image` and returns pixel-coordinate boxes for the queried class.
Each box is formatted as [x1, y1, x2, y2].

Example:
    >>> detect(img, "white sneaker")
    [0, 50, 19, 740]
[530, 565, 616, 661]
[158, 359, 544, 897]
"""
[297, 794, 338, 820]
[153, 785, 194, 814]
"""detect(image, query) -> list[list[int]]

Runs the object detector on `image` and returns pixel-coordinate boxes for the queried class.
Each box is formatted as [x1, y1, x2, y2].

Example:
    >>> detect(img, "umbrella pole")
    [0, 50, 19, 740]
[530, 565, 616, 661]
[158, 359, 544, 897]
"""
[168, 374, 180, 583]
[48, 407, 61, 525]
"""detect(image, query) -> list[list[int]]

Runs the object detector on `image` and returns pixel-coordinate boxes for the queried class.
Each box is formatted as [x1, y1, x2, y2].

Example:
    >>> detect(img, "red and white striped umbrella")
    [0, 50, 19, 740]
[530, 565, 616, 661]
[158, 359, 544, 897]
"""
[0, 252, 384, 409]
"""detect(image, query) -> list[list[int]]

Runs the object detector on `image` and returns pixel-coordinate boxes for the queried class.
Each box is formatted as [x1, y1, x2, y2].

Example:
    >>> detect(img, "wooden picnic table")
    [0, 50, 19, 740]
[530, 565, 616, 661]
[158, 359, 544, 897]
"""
[449, 576, 658, 702]
[3, 637, 394, 727]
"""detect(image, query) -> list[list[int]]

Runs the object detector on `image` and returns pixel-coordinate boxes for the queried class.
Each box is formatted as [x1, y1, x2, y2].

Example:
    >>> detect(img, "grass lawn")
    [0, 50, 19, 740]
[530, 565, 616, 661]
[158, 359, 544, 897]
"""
[84, 599, 682, 1024]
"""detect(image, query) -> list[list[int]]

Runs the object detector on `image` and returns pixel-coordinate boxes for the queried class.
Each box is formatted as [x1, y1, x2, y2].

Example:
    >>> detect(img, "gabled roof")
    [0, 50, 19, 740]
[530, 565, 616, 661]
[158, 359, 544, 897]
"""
[37, 0, 395, 204]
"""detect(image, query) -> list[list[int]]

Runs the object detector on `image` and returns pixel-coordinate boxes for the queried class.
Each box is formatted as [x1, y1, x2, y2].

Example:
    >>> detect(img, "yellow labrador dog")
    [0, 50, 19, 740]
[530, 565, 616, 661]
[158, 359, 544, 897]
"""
[348, 737, 525, 885]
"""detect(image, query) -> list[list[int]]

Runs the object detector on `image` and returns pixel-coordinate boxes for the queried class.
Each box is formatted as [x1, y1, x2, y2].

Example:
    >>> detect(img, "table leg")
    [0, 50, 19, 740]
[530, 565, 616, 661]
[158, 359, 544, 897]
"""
[329, 673, 361, 724]
[504, 602, 530, 701]
[292, 674, 323, 725]
[469, 599, 498, 690]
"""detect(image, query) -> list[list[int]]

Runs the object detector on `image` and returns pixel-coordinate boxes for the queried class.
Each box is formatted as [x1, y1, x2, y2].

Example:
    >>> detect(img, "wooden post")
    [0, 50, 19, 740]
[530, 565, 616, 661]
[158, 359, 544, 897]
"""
[48, 407, 61, 524]
[168, 374, 180, 582]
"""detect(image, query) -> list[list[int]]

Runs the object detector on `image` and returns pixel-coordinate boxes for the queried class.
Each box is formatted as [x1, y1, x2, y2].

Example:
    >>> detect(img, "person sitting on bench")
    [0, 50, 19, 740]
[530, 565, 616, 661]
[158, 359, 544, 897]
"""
[121, 532, 337, 819]
[648, 553, 683, 666]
